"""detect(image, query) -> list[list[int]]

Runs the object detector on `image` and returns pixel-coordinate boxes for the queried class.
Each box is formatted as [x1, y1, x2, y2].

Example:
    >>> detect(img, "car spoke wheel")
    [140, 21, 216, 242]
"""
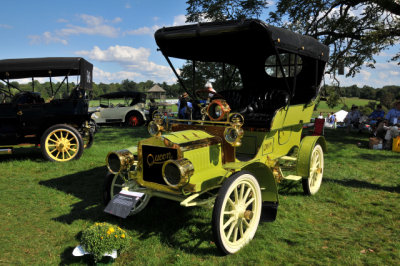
[103, 172, 150, 215]
[40, 124, 83, 162]
[212, 171, 262, 254]
[302, 144, 324, 195]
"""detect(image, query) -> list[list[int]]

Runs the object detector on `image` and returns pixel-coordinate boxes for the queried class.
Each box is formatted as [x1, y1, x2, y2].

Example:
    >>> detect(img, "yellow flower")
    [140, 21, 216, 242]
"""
[121, 234, 125, 239]
[114, 235, 118, 238]
[107, 230, 111, 235]
[109, 227, 115, 233]
[101, 236, 104, 240]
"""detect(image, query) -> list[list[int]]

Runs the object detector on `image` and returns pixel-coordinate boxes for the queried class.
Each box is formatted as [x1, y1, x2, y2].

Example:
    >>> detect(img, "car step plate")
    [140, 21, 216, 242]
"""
[104, 191, 144, 218]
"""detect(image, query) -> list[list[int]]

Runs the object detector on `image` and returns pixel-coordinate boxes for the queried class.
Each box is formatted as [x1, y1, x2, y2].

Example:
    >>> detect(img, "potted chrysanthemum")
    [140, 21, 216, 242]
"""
[73, 222, 129, 262]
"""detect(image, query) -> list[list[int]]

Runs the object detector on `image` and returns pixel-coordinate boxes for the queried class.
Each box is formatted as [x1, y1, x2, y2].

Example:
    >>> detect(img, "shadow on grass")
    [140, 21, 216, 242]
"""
[40, 167, 218, 256]
[0, 147, 44, 162]
[95, 126, 148, 144]
[325, 178, 400, 193]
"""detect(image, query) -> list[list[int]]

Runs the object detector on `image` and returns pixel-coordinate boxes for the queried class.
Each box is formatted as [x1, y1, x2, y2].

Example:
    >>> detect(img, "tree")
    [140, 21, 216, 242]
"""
[269, 0, 400, 80]
[179, 61, 242, 92]
[186, 0, 400, 91]
[186, 0, 268, 22]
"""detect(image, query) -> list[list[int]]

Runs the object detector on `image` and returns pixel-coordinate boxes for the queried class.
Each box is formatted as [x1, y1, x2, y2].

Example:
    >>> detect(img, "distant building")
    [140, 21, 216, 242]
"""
[147, 85, 166, 100]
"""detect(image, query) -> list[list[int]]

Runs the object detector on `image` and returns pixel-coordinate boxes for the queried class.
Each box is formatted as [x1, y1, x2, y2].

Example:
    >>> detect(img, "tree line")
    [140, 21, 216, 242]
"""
[0, 79, 182, 100]
[323, 84, 400, 110]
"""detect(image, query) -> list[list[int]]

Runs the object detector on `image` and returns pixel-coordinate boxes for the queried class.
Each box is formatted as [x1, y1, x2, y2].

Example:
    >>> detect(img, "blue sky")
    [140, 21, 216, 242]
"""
[1, 0, 399, 88]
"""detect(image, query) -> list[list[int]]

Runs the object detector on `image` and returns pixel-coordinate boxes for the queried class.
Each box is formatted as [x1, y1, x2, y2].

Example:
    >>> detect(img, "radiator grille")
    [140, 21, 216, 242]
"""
[142, 145, 178, 185]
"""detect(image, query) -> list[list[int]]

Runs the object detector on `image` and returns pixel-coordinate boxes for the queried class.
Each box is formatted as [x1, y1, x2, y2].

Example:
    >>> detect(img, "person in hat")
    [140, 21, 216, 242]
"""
[344, 105, 361, 133]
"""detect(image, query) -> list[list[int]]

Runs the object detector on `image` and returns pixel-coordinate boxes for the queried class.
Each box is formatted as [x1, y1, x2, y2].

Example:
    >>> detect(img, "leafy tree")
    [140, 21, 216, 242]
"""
[269, 0, 400, 78]
[179, 61, 242, 93]
[326, 86, 341, 108]
[186, 0, 268, 22]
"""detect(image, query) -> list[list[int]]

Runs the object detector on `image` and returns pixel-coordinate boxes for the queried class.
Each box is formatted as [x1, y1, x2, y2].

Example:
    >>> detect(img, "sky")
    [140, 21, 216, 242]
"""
[0, 0, 399, 88]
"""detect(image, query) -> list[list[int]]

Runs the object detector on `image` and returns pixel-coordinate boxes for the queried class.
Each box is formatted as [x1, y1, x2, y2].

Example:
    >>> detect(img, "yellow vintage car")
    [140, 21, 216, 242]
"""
[103, 19, 328, 254]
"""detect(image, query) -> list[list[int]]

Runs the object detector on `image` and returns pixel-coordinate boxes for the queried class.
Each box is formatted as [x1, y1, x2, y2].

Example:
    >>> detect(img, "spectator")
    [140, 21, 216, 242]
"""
[178, 92, 192, 119]
[385, 101, 400, 125]
[317, 112, 324, 119]
[345, 105, 361, 133]
[328, 112, 336, 128]
[368, 104, 385, 125]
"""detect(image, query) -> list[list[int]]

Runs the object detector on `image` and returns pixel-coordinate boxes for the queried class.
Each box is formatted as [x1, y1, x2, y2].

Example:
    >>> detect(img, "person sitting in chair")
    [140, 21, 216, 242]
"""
[368, 104, 385, 126]
[345, 105, 361, 133]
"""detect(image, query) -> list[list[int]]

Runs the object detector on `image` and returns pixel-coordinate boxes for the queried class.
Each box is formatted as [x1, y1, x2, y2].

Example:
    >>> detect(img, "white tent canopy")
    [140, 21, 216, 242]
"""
[334, 110, 348, 122]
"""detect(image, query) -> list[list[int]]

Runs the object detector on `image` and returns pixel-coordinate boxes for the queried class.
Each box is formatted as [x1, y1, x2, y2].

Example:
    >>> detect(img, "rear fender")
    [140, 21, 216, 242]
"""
[296, 136, 327, 177]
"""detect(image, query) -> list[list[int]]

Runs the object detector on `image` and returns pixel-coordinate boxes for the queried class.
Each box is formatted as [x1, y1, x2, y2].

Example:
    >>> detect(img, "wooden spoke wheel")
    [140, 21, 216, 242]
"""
[103, 172, 150, 215]
[302, 144, 324, 195]
[40, 124, 83, 162]
[212, 171, 262, 254]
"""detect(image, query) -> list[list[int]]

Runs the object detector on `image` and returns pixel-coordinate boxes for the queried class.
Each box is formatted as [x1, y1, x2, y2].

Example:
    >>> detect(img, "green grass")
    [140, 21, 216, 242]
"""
[316, 97, 373, 115]
[0, 127, 399, 265]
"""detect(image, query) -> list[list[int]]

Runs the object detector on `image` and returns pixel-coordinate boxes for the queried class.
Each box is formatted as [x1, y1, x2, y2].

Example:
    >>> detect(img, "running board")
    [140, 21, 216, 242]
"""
[0, 148, 12, 155]
[283, 175, 302, 181]
[280, 156, 297, 161]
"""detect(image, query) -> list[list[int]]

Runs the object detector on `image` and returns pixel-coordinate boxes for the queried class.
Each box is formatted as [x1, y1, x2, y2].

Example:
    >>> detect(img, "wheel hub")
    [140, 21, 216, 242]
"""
[55, 138, 71, 152]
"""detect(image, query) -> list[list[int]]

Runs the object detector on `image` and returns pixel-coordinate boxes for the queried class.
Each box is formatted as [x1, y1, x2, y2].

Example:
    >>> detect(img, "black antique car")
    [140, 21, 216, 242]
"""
[0, 57, 94, 162]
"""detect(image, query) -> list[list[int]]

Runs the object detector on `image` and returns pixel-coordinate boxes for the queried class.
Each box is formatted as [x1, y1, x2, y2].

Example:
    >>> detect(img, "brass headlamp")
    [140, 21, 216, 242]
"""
[148, 111, 164, 136]
[224, 113, 244, 147]
[106, 149, 135, 174]
[207, 99, 231, 121]
[162, 158, 194, 188]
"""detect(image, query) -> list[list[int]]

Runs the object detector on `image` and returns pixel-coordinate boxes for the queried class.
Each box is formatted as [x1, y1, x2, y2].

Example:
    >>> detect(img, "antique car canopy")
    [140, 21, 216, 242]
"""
[155, 19, 329, 106]
[155, 19, 329, 63]
[0, 57, 93, 90]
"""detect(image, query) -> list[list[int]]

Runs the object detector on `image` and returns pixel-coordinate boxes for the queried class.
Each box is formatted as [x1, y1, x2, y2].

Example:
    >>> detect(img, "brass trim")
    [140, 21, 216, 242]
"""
[106, 149, 135, 174]
[162, 158, 194, 188]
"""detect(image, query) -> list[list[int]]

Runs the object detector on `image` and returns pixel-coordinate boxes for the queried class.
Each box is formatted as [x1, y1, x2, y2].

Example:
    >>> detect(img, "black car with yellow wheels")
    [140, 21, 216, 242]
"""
[0, 57, 95, 162]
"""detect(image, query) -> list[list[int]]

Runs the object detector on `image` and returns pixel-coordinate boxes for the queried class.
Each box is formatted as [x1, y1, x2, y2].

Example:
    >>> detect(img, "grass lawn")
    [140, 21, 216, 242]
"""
[0, 126, 399, 265]
[315, 97, 374, 116]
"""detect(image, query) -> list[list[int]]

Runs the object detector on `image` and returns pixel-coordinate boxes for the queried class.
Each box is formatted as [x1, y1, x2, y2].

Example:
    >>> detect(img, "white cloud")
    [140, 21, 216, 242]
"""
[0, 24, 12, 29]
[94, 67, 143, 82]
[112, 17, 122, 24]
[57, 18, 69, 23]
[124, 25, 160, 36]
[390, 71, 399, 76]
[360, 69, 371, 81]
[125, 2, 131, 9]
[29, 14, 121, 45]
[173, 15, 187, 25]
[76, 45, 176, 83]
[57, 14, 120, 38]
[76, 45, 150, 63]
[29, 32, 68, 45]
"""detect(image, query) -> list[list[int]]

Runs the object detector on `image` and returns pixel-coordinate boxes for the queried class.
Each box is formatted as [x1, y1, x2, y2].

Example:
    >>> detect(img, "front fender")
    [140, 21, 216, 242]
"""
[243, 162, 279, 203]
[296, 136, 327, 177]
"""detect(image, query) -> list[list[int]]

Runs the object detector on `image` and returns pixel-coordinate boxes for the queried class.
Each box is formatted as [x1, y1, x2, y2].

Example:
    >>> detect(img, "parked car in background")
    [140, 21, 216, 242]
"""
[89, 91, 147, 127]
[0, 57, 95, 162]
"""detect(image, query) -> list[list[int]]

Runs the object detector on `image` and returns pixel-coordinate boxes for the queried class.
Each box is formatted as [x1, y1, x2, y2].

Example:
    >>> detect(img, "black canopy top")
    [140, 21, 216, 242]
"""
[0, 57, 93, 89]
[155, 19, 329, 63]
